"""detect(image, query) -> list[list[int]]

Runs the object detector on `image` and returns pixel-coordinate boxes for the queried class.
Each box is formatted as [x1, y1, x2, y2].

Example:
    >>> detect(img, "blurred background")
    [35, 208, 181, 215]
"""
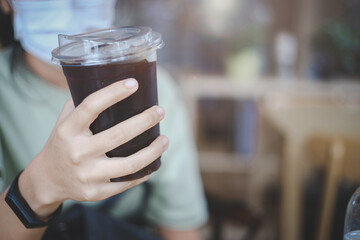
[115, 0, 360, 239]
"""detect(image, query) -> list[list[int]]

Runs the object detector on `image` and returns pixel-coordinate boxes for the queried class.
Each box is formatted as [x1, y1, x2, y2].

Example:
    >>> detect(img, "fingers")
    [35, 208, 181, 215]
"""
[95, 135, 169, 180]
[89, 106, 165, 156]
[95, 175, 150, 201]
[74, 174, 150, 202]
[67, 79, 138, 131]
[67, 136, 168, 202]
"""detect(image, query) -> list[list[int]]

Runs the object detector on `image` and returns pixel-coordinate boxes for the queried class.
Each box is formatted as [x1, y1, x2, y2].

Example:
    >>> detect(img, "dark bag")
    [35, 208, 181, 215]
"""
[42, 182, 161, 240]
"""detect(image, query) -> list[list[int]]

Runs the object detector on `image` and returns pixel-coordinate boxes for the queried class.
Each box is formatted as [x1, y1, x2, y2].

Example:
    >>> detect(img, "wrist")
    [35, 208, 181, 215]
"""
[5, 171, 63, 228]
[18, 167, 62, 219]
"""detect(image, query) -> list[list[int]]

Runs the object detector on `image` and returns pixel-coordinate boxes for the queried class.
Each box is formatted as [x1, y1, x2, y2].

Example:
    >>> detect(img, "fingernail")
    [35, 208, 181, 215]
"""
[162, 137, 169, 146]
[156, 107, 164, 116]
[125, 79, 137, 89]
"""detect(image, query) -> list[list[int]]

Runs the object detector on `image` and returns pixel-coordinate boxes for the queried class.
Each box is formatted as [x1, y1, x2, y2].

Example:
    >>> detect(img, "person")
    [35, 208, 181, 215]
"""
[0, 0, 208, 239]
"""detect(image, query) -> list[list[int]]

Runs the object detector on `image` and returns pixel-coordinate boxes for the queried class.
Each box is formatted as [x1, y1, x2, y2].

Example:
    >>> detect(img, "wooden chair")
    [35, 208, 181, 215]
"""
[307, 135, 360, 240]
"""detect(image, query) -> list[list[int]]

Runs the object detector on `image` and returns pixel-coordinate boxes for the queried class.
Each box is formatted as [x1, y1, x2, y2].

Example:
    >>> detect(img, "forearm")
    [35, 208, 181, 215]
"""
[158, 228, 203, 240]
[0, 188, 46, 240]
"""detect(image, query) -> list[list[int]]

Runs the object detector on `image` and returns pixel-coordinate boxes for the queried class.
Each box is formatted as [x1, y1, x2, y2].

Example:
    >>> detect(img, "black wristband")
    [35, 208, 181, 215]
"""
[5, 170, 63, 228]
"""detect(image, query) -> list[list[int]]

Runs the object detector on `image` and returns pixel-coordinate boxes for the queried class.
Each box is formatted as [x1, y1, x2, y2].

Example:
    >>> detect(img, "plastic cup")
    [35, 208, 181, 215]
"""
[52, 27, 164, 182]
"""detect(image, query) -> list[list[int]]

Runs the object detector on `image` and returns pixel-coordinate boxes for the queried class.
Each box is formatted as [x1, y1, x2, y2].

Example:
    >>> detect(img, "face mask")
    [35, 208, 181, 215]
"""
[10, 0, 116, 64]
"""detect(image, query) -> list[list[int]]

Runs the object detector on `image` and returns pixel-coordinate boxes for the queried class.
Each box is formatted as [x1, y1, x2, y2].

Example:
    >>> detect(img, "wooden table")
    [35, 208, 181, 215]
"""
[263, 96, 360, 240]
[178, 75, 360, 240]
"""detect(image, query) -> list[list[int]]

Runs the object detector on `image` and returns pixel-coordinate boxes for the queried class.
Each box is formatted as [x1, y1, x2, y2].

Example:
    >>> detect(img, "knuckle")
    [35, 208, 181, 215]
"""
[107, 88, 119, 99]
[149, 143, 162, 157]
[130, 161, 141, 174]
[81, 97, 96, 115]
[144, 112, 157, 127]
[123, 160, 138, 175]
[76, 170, 88, 184]
[56, 124, 69, 141]
[81, 186, 98, 201]
[69, 148, 84, 165]
[110, 127, 126, 143]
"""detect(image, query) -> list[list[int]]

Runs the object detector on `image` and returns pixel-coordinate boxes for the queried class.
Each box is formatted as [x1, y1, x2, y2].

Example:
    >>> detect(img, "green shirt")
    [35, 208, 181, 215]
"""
[0, 47, 208, 230]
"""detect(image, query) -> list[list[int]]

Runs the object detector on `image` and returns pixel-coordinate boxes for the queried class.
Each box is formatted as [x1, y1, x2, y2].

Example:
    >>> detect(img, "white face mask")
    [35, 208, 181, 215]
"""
[10, 0, 116, 64]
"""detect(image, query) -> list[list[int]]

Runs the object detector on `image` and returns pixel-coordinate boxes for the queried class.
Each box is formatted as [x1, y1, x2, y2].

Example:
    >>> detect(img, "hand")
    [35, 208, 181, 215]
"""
[18, 78, 169, 219]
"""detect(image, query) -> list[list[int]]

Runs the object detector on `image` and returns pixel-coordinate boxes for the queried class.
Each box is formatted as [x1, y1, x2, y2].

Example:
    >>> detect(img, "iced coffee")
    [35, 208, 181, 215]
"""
[52, 27, 164, 182]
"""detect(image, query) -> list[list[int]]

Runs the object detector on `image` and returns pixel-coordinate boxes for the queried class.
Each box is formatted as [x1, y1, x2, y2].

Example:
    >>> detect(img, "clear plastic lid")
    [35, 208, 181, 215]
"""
[52, 26, 164, 65]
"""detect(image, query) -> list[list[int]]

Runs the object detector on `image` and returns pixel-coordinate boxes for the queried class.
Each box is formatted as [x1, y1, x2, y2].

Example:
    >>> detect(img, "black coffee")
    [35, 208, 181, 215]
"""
[62, 60, 161, 182]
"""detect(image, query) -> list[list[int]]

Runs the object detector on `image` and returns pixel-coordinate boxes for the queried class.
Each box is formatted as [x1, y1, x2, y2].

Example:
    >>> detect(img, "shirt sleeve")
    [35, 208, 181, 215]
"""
[144, 68, 209, 230]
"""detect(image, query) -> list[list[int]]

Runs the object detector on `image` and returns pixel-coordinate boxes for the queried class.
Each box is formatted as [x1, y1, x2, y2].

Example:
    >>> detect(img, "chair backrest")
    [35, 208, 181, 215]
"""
[308, 135, 360, 183]
[308, 135, 360, 240]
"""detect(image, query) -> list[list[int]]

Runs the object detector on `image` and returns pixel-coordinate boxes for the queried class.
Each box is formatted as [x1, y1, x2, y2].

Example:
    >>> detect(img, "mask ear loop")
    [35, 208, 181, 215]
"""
[12, 7, 22, 41]
[8, 0, 25, 41]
